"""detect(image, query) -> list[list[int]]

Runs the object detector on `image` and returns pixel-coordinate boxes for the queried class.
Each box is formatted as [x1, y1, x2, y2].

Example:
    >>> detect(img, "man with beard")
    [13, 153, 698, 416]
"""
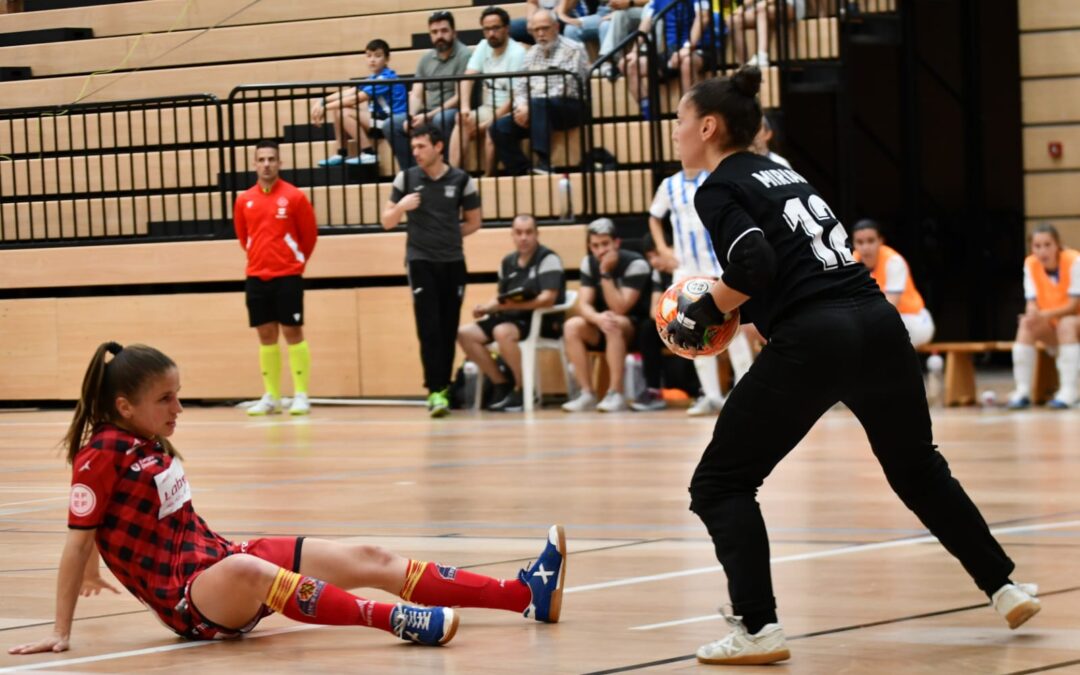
[389, 11, 471, 169]
[448, 6, 526, 174]
[490, 9, 588, 175]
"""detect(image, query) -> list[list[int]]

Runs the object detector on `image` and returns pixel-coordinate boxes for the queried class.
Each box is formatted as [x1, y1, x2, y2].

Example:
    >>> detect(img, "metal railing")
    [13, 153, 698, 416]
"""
[0, 94, 226, 245]
[226, 69, 590, 229]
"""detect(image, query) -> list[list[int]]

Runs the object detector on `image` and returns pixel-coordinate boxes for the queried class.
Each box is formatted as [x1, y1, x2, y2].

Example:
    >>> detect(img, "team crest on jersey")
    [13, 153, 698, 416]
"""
[246, 200, 254, 209]
[277, 197, 289, 207]
[296, 578, 325, 617]
[69, 484, 96, 517]
[444, 185, 456, 198]
[435, 564, 458, 580]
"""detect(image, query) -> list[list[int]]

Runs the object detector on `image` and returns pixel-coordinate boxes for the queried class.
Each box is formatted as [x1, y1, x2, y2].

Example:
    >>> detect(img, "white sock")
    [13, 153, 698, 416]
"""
[1054, 344, 1080, 404]
[727, 331, 754, 383]
[694, 355, 723, 402]
[1012, 343, 1036, 398]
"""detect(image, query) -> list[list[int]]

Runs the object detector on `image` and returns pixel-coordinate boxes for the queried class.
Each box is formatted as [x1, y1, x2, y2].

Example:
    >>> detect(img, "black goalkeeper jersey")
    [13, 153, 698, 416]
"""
[694, 151, 880, 335]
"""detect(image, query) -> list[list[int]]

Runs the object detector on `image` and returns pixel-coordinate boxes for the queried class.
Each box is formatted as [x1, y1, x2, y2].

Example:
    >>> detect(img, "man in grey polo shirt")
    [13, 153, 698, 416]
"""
[381, 124, 483, 418]
[389, 10, 472, 169]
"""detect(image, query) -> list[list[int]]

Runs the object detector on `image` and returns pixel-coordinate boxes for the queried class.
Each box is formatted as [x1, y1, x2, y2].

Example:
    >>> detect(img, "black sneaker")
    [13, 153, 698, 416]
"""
[486, 383, 513, 411]
[489, 388, 524, 412]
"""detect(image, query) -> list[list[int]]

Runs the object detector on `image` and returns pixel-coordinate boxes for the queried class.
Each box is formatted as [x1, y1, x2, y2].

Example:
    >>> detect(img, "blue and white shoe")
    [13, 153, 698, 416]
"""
[390, 604, 458, 646]
[317, 154, 345, 167]
[1047, 398, 1073, 410]
[519, 524, 566, 623]
[1006, 393, 1031, 410]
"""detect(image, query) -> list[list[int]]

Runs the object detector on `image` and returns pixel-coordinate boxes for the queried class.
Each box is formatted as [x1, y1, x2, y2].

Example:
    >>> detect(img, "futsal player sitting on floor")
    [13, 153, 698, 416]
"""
[457, 214, 567, 411]
[9, 342, 567, 656]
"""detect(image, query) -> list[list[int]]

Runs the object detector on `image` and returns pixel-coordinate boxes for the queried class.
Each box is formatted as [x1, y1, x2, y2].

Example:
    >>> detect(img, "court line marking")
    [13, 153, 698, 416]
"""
[3, 517, 1076, 672]
[0, 624, 317, 672]
[585, 585, 1080, 675]
[562, 517, 1080, 599]
[1004, 657, 1080, 675]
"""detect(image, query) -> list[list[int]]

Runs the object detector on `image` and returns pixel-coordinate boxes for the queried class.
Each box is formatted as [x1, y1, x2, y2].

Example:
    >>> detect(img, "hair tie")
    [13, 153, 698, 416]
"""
[105, 342, 123, 356]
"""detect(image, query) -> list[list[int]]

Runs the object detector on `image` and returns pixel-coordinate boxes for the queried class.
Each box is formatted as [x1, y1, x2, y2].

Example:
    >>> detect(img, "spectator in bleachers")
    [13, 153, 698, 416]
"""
[851, 219, 935, 349]
[750, 113, 792, 169]
[449, 7, 527, 174]
[732, 0, 806, 67]
[389, 11, 471, 169]
[381, 125, 483, 418]
[233, 140, 318, 417]
[562, 218, 652, 413]
[457, 214, 567, 412]
[511, 0, 559, 45]
[1006, 223, 1080, 410]
[624, 0, 711, 120]
[311, 39, 408, 167]
[560, 0, 606, 47]
[596, 0, 650, 80]
[490, 9, 589, 176]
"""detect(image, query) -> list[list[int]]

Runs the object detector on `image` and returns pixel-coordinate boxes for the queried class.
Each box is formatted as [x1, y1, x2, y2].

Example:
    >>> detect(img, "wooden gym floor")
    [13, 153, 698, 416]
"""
[0, 404, 1078, 674]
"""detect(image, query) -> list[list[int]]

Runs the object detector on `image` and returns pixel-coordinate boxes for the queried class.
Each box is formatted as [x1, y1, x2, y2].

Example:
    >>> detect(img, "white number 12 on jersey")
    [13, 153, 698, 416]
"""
[782, 195, 857, 270]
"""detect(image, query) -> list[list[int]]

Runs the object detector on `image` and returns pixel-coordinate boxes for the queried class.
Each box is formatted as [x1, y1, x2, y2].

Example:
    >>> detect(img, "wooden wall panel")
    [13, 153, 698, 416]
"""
[0, 225, 586, 290]
[1021, 78, 1080, 125]
[1020, 30, 1080, 78]
[1019, 0, 1080, 31]
[0, 298, 59, 399]
[1023, 125, 1080, 170]
[1024, 172, 1080, 217]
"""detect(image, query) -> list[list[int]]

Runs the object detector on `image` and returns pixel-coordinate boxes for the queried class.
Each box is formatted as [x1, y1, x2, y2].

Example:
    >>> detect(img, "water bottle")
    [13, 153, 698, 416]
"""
[463, 360, 479, 410]
[558, 174, 573, 219]
[624, 353, 645, 402]
[925, 353, 944, 407]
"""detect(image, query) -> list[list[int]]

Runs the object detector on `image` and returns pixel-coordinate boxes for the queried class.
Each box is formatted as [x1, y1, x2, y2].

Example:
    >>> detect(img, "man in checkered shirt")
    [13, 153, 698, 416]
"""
[489, 9, 589, 175]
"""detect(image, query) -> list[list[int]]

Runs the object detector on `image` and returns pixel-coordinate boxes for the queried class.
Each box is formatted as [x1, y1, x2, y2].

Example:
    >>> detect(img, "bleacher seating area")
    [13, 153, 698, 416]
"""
[0, 0, 900, 400]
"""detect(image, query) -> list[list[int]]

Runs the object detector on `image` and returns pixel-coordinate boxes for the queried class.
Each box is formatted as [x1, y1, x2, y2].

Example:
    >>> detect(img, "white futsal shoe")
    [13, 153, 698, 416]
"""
[562, 391, 597, 412]
[696, 612, 791, 666]
[687, 395, 724, 417]
[247, 393, 282, 416]
[992, 582, 1041, 629]
[289, 392, 311, 415]
[597, 391, 628, 413]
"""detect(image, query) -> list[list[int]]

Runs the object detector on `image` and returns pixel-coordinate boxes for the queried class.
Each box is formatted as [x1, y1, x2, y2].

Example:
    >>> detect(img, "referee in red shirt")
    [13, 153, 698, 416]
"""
[234, 140, 318, 416]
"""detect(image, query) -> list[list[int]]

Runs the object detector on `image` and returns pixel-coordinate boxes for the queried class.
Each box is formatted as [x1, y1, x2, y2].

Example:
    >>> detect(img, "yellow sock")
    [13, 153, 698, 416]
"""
[259, 344, 282, 399]
[288, 340, 311, 395]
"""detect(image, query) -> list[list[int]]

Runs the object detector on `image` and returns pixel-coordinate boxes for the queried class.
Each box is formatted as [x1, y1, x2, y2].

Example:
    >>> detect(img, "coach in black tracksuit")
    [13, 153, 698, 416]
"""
[663, 68, 1032, 665]
[382, 124, 482, 417]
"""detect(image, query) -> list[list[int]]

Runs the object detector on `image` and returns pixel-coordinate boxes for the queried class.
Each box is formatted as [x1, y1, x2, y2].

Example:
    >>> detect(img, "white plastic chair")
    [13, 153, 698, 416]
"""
[477, 290, 577, 412]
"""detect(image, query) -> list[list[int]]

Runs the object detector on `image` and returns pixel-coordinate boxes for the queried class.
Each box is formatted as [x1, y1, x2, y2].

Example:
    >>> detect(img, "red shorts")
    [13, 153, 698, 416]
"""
[177, 536, 306, 640]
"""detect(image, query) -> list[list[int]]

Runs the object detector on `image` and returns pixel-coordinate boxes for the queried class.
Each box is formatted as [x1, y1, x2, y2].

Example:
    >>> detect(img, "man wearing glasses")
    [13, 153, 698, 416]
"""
[448, 6, 526, 175]
[389, 11, 471, 169]
[489, 9, 588, 175]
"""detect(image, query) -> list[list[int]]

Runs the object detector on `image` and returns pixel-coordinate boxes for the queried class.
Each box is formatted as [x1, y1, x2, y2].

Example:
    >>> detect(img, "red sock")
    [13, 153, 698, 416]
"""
[400, 560, 531, 612]
[266, 569, 395, 633]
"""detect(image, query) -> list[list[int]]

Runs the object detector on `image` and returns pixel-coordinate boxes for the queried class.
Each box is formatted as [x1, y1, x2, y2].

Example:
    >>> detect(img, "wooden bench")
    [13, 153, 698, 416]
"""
[916, 341, 1058, 406]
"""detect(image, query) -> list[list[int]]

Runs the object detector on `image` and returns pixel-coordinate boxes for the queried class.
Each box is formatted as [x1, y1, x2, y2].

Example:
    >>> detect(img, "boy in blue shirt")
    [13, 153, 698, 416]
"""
[312, 39, 408, 166]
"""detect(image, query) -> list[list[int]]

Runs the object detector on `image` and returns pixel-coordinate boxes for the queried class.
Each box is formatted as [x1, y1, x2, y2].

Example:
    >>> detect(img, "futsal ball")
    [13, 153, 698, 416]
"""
[655, 277, 740, 359]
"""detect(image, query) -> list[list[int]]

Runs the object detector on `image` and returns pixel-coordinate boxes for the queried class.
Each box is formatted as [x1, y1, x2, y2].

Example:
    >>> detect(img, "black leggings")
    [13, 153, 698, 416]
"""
[407, 259, 467, 393]
[688, 295, 1014, 621]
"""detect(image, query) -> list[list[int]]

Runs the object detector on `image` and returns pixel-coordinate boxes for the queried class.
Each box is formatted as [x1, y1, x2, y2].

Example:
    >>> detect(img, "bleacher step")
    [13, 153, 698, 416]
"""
[0, 67, 32, 82]
[21, 0, 140, 11]
[0, 27, 92, 48]
[220, 167, 377, 191]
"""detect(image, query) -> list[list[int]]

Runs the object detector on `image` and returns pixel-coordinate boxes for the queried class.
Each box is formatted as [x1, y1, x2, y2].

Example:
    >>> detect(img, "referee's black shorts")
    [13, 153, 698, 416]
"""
[245, 275, 304, 327]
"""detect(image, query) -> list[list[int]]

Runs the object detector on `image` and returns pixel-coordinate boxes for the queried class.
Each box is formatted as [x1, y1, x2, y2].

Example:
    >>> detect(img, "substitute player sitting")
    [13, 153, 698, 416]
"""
[851, 219, 935, 347]
[9, 342, 567, 656]
[457, 214, 567, 411]
[562, 218, 652, 413]
[234, 140, 317, 416]
[1007, 223, 1080, 409]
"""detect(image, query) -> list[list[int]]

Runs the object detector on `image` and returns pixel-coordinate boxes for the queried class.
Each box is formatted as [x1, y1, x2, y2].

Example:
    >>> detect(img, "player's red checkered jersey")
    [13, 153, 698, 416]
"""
[68, 424, 231, 634]
[233, 178, 318, 281]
